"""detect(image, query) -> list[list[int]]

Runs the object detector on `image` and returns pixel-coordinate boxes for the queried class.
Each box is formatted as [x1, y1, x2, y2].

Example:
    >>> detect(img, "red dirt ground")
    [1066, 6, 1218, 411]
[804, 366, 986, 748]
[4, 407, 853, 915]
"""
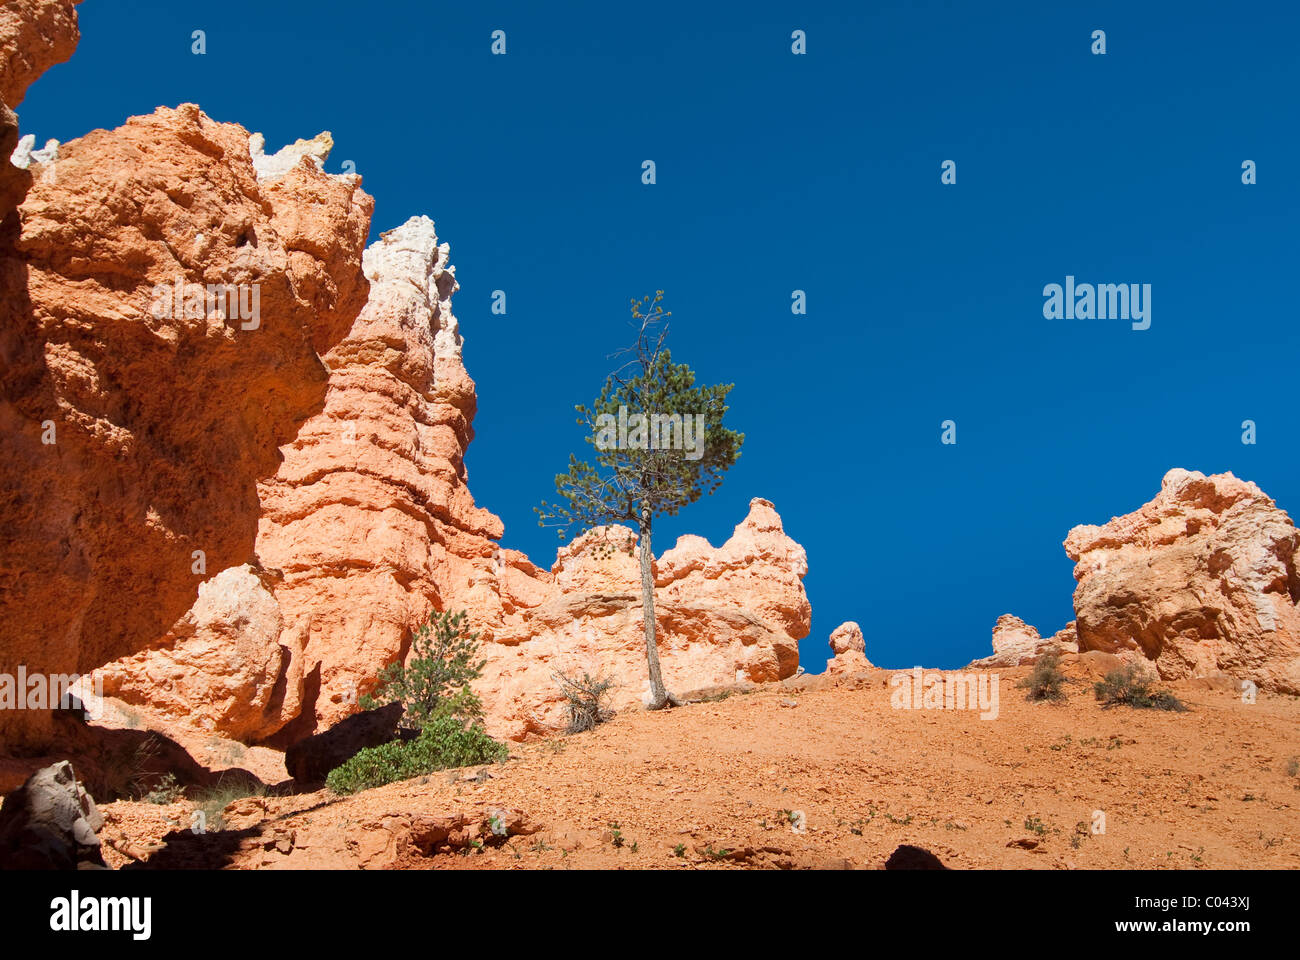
[92, 658, 1300, 870]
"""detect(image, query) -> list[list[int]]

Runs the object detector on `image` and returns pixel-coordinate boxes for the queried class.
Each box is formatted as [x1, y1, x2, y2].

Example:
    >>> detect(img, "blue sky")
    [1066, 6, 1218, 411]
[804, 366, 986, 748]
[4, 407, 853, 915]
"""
[21, 1, 1298, 671]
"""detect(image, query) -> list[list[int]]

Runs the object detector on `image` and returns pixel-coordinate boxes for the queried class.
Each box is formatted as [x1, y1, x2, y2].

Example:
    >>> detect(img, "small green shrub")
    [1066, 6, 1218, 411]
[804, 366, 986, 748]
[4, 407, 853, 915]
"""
[142, 772, 184, 805]
[326, 715, 507, 795]
[1018, 650, 1069, 702]
[361, 609, 487, 729]
[1094, 664, 1187, 711]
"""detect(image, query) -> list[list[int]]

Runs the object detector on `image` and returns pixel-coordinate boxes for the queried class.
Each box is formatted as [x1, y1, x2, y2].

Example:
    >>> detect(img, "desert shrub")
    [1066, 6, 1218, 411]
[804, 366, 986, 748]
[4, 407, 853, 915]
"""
[1018, 650, 1069, 702]
[191, 776, 267, 831]
[554, 670, 615, 733]
[1094, 664, 1187, 711]
[325, 715, 507, 795]
[142, 772, 185, 805]
[361, 609, 486, 728]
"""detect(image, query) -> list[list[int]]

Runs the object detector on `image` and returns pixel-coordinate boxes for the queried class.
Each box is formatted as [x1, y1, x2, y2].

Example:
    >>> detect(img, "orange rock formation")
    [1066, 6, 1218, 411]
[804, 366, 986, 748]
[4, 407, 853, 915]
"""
[0, 86, 373, 743]
[101, 219, 812, 743]
[1066, 468, 1300, 694]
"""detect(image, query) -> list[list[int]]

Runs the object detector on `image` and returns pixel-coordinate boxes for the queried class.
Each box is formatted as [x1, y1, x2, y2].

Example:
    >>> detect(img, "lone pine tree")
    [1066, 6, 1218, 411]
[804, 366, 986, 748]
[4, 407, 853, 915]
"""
[537, 293, 743, 709]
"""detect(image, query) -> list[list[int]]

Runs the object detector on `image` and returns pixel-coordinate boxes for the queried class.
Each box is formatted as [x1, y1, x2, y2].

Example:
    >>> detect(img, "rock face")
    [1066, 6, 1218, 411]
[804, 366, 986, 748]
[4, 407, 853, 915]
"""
[0, 760, 105, 869]
[100, 219, 811, 743]
[0, 0, 79, 109]
[0, 101, 373, 747]
[1064, 469, 1300, 694]
[968, 615, 1078, 669]
[475, 498, 810, 739]
[97, 565, 290, 743]
[0, 1, 79, 219]
[252, 215, 504, 739]
[0, 4, 806, 753]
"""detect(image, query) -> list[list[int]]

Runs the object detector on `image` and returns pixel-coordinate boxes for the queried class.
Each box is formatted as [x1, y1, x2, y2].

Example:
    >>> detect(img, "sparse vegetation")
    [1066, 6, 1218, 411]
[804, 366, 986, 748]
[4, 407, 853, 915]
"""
[361, 609, 487, 729]
[325, 715, 507, 795]
[142, 772, 184, 805]
[554, 669, 615, 734]
[192, 777, 266, 831]
[1094, 664, 1187, 711]
[536, 293, 744, 710]
[328, 607, 510, 794]
[96, 732, 168, 801]
[1018, 650, 1069, 702]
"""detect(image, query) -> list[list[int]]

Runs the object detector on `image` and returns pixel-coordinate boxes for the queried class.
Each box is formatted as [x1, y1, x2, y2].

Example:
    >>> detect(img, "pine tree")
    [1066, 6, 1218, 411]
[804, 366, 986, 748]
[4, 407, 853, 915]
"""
[537, 293, 743, 708]
[360, 609, 487, 729]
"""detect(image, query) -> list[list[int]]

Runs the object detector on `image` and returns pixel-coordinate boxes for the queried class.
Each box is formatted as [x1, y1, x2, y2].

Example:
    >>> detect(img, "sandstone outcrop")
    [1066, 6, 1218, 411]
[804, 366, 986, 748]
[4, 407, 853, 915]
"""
[0, 100, 373, 747]
[97, 565, 290, 743]
[1065, 468, 1300, 694]
[825, 620, 873, 675]
[0, 2, 808, 754]
[0, 0, 78, 109]
[967, 615, 1078, 669]
[0, 1, 79, 220]
[0, 760, 105, 869]
[100, 220, 810, 743]
[251, 215, 502, 740]
[475, 498, 810, 739]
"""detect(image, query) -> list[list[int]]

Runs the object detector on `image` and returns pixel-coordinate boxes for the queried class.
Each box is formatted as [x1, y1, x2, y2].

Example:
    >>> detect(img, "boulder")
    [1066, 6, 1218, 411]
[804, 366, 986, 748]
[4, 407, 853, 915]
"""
[968, 615, 1077, 669]
[0, 760, 105, 869]
[1065, 469, 1300, 694]
[825, 621, 873, 675]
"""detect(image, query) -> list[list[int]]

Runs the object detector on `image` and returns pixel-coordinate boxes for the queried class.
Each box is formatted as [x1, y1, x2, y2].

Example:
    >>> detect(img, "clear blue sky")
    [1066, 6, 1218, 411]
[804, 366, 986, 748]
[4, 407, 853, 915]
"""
[21, 1, 1298, 671]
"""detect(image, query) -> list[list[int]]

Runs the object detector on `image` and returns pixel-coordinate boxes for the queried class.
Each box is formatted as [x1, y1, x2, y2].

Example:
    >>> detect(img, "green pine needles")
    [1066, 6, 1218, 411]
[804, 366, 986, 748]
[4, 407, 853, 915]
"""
[360, 609, 487, 730]
[328, 609, 505, 794]
[536, 293, 744, 708]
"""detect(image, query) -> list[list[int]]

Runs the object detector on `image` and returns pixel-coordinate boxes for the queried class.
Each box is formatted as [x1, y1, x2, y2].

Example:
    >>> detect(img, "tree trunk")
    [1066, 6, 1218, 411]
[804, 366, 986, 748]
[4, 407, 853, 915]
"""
[638, 503, 675, 709]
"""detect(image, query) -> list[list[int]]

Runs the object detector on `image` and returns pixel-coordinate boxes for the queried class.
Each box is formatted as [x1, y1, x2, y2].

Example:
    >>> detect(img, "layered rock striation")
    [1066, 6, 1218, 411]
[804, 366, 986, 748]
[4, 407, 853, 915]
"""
[99, 218, 812, 743]
[0, 95, 373, 746]
[1065, 468, 1300, 694]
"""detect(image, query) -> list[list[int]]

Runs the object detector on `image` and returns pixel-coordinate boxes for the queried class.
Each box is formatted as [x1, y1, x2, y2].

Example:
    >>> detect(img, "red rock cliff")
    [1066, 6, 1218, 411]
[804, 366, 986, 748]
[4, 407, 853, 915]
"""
[0, 93, 373, 745]
[99, 218, 812, 743]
